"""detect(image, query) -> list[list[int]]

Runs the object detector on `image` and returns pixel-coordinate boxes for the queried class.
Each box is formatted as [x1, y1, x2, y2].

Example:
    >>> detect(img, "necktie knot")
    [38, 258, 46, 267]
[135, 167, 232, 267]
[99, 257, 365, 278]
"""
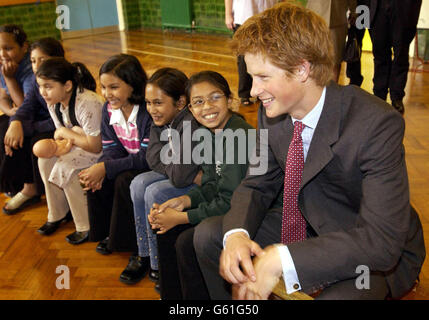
[293, 121, 305, 139]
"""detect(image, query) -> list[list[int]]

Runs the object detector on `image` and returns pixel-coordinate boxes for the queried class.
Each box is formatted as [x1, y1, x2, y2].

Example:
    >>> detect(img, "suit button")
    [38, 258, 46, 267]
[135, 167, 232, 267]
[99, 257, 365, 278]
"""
[293, 283, 300, 290]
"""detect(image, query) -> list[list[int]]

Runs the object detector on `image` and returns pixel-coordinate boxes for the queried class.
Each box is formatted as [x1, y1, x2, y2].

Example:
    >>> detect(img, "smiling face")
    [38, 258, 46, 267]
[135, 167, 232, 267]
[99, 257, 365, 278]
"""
[30, 47, 50, 73]
[245, 53, 308, 119]
[189, 81, 232, 132]
[0, 32, 27, 65]
[145, 83, 183, 126]
[36, 77, 71, 106]
[100, 72, 133, 110]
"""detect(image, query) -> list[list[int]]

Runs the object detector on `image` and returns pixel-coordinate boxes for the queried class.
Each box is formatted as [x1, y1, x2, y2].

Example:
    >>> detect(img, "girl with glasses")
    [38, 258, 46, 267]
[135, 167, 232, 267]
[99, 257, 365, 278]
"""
[149, 71, 255, 299]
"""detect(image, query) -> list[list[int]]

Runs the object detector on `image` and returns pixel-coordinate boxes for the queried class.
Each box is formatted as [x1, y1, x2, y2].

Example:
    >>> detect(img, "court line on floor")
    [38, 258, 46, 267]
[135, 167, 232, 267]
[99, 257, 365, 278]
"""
[148, 43, 235, 60]
[126, 48, 219, 66]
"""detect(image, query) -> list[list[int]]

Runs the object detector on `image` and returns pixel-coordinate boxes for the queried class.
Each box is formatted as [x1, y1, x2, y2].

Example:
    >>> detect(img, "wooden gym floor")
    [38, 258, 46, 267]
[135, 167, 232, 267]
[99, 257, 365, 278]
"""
[0, 29, 428, 300]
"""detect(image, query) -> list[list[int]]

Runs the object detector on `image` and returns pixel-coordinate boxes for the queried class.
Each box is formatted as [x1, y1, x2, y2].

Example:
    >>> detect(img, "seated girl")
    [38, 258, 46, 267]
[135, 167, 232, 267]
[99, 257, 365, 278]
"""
[35, 57, 104, 244]
[78, 54, 152, 258]
[120, 68, 202, 286]
[0, 24, 33, 209]
[2, 38, 64, 214]
[149, 71, 255, 299]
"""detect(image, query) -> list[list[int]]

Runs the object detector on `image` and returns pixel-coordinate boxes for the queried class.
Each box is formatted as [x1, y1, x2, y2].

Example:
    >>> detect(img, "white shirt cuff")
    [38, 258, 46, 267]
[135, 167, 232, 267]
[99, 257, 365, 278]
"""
[223, 228, 250, 247]
[275, 244, 302, 294]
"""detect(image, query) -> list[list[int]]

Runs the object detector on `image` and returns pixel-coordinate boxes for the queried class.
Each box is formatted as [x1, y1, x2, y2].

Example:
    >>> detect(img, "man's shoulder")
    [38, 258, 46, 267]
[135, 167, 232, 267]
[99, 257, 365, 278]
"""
[329, 83, 397, 119]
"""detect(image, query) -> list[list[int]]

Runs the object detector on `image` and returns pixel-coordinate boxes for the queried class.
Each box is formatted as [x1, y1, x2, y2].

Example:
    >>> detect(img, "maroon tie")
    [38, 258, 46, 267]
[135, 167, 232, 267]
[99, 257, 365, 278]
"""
[281, 121, 306, 245]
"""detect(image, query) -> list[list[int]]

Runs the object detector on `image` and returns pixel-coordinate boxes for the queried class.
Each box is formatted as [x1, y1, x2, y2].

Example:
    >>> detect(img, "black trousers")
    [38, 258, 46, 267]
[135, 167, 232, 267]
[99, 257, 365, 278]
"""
[87, 169, 144, 252]
[369, 0, 418, 101]
[157, 224, 210, 300]
[193, 209, 389, 300]
[346, 25, 366, 87]
[234, 25, 252, 100]
[0, 115, 53, 195]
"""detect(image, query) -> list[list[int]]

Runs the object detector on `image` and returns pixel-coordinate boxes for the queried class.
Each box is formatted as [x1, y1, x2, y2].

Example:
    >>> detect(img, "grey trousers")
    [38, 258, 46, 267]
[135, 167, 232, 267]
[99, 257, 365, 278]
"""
[193, 209, 389, 300]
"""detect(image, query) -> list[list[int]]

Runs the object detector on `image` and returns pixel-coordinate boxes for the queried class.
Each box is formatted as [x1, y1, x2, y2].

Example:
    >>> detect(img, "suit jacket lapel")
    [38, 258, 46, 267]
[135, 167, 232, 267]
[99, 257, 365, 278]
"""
[301, 82, 342, 189]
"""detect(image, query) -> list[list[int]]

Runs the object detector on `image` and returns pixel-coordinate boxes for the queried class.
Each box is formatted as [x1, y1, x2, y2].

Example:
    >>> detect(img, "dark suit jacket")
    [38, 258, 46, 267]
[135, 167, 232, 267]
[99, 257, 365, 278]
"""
[223, 82, 425, 298]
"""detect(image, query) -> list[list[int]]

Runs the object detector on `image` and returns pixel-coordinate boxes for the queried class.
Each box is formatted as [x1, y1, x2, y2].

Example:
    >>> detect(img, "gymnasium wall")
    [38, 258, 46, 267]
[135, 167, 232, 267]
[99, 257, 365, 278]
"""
[0, 1, 60, 41]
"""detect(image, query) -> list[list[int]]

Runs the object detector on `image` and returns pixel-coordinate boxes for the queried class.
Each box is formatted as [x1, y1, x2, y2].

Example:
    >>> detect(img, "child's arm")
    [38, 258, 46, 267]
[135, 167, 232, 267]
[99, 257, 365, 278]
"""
[0, 87, 17, 116]
[2, 62, 25, 108]
[54, 126, 102, 154]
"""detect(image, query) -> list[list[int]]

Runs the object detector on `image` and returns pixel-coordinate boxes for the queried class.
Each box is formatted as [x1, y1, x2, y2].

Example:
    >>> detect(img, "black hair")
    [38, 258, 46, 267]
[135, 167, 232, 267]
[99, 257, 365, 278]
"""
[147, 68, 189, 105]
[99, 54, 147, 104]
[36, 57, 96, 92]
[0, 24, 27, 47]
[30, 37, 65, 58]
[185, 71, 232, 101]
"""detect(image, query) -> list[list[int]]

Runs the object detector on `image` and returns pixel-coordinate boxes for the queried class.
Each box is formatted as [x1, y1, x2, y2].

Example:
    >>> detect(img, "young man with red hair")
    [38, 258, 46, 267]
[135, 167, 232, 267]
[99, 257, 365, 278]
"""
[190, 2, 425, 300]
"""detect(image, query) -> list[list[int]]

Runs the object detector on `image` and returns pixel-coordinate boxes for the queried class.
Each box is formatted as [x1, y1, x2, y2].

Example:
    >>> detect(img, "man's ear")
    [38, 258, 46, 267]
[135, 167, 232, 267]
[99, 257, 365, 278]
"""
[297, 60, 311, 82]
[176, 95, 187, 110]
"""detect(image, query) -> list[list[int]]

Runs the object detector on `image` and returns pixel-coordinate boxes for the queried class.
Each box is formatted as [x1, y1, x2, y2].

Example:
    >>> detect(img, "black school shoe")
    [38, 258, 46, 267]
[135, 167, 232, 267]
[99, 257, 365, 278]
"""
[95, 237, 112, 255]
[38, 211, 73, 235]
[66, 231, 89, 245]
[392, 100, 405, 115]
[119, 254, 150, 285]
[149, 269, 159, 282]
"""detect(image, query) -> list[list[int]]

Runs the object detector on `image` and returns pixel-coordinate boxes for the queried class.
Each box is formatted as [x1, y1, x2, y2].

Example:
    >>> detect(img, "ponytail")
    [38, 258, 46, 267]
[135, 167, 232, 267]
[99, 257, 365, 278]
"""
[72, 62, 96, 92]
[36, 57, 96, 92]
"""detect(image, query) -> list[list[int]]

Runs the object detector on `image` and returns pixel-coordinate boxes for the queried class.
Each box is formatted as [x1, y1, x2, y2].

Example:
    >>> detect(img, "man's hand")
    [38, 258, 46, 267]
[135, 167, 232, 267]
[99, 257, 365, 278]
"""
[233, 245, 283, 300]
[220, 232, 263, 285]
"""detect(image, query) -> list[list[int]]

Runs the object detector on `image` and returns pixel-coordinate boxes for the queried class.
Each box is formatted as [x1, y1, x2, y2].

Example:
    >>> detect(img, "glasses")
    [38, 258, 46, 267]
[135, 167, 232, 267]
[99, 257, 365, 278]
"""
[189, 93, 225, 109]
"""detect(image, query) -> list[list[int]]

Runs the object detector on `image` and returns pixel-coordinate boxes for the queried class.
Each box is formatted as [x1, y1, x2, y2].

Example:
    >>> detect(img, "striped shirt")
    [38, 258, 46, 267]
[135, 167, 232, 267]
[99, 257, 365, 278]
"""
[107, 104, 142, 154]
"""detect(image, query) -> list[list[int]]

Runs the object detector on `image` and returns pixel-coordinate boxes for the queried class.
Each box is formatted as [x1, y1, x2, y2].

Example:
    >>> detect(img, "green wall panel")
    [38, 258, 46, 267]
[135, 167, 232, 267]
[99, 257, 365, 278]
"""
[0, 2, 60, 41]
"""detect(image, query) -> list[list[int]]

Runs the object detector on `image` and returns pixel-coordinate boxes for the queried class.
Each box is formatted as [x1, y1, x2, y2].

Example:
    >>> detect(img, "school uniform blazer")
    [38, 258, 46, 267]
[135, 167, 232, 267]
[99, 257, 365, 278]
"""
[99, 101, 152, 180]
[223, 82, 425, 298]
